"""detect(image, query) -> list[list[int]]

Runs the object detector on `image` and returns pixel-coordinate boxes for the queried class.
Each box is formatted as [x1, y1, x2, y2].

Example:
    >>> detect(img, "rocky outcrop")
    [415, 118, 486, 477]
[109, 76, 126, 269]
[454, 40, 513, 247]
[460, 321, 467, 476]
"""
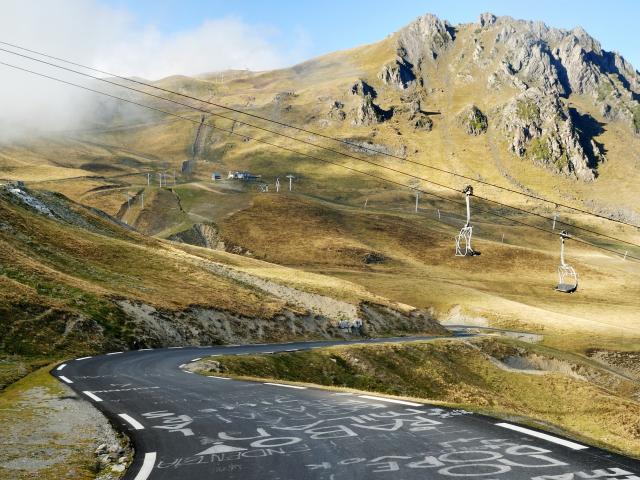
[404, 97, 433, 131]
[327, 100, 346, 121]
[351, 95, 389, 126]
[482, 14, 639, 135]
[168, 223, 225, 250]
[457, 105, 488, 135]
[397, 13, 455, 66]
[378, 57, 416, 89]
[350, 79, 376, 98]
[498, 89, 599, 180]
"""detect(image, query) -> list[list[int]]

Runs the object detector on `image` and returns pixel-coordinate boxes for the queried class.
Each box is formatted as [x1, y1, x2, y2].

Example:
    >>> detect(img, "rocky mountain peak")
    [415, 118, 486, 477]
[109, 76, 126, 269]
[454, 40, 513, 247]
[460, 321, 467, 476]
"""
[397, 13, 455, 66]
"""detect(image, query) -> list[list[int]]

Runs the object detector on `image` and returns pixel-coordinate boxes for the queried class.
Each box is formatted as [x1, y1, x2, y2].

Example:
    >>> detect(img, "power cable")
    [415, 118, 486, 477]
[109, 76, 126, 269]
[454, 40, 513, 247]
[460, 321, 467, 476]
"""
[1, 59, 637, 262]
[0, 46, 638, 250]
[0, 39, 636, 229]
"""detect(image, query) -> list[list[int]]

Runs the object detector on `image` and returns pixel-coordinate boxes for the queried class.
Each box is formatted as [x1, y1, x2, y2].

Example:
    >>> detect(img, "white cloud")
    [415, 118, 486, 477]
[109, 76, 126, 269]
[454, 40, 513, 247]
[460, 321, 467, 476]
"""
[0, 0, 307, 137]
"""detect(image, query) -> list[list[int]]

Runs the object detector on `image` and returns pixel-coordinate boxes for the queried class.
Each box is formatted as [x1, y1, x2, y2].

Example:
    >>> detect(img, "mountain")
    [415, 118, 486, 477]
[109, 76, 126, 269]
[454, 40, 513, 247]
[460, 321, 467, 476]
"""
[0, 12, 639, 358]
[0, 182, 446, 357]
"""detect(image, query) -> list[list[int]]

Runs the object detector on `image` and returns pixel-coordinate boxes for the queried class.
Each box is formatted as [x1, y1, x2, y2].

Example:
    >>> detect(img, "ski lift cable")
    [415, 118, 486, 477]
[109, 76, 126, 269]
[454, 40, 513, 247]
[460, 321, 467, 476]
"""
[1, 59, 638, 264]
[0, 48, 637, 251]
[0, 40, 637, 230]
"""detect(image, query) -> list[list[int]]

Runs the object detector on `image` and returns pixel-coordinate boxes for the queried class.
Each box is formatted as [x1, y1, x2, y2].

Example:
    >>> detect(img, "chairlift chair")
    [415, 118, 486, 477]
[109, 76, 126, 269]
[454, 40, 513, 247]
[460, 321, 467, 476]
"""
[556, 230, 578, 293]
[455, 185, 479, 256]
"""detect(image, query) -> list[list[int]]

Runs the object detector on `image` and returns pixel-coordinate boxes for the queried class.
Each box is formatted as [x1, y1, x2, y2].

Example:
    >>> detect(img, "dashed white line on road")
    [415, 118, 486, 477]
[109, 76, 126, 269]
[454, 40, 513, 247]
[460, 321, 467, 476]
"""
[107, 351, 123, 355]
[358, 395, 422, 406]
[75, 356, 92, 361]
[208, 376, 231, 380]
[185, 371, 194, 374]
[191, 358, 201, 362]
[333, 392, 354, 396]
[82, 391, 103, 402]
[56, 363, 67, 371]
[210, 354, 221, 357]
[119, 413, 145, 430]
[168, 346, 183, 349]
[264, 382, 307, 390]
[138, 348, 153, 351]
[285, 349, 299, 352]
[59, 375, 73, 384]
[496, 423, 588, 450]
[133, 452, 156, 480]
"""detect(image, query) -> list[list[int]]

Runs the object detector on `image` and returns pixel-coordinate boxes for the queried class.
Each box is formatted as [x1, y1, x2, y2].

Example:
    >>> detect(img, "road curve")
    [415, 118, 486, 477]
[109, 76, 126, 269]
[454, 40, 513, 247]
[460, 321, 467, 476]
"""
[52, 336, 640, 480]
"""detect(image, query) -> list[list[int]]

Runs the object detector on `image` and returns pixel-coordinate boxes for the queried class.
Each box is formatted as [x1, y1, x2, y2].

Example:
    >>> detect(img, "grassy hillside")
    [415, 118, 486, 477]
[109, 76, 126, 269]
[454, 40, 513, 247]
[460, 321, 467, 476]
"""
[215, 193, 640, 341]
[0, 12, 638, 381]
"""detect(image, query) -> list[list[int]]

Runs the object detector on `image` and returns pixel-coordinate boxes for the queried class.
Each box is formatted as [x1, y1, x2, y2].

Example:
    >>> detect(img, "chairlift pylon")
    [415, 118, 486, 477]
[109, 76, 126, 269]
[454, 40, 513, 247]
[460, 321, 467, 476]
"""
[556, 230, 578, 293]
[455, 185, 479, 257]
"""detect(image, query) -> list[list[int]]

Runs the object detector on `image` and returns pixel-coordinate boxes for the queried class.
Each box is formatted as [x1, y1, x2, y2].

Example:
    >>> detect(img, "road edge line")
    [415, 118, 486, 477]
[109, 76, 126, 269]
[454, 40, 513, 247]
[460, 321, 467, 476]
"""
[133, 452, 156, 480]
[358, 395, 422, 406]
[82, 391, 103, 402]
[495, 422, 588, 450]
[118, 413, 145, 430]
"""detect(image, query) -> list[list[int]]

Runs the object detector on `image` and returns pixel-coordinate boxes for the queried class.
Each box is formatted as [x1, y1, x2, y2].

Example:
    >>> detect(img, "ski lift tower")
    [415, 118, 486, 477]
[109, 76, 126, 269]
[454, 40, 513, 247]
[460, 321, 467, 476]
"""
[286, 174, 295, 191]
[556, 230, 578, 293]
[455, 185, 479, 256]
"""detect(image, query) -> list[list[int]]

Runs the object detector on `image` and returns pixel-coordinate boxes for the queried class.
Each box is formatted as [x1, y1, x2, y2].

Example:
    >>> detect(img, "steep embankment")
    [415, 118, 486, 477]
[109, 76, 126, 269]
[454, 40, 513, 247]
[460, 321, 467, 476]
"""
[0, 184, 446, 362]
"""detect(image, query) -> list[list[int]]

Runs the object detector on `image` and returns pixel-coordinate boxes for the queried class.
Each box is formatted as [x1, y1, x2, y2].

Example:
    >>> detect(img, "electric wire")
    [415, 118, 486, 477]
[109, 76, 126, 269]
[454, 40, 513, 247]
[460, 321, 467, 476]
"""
[0, 59, 638, 262]
[0, 39, 636, 229]
[0, 46, 638, 250]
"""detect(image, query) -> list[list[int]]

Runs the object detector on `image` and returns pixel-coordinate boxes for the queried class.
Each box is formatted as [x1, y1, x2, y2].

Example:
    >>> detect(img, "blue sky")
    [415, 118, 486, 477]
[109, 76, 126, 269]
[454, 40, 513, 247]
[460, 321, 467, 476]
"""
[104, 0, 640, 69]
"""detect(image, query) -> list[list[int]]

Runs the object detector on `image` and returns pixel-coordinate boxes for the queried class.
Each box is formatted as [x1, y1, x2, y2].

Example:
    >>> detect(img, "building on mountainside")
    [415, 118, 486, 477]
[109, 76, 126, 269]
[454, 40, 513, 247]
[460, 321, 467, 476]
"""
[211, 172, 222, 181]
[227, 171, 261, 181]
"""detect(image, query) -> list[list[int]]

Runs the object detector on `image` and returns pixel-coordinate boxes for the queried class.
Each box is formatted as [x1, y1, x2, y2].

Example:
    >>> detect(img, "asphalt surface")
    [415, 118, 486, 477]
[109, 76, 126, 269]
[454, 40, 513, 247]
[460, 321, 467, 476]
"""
[52, 335, 640, 480]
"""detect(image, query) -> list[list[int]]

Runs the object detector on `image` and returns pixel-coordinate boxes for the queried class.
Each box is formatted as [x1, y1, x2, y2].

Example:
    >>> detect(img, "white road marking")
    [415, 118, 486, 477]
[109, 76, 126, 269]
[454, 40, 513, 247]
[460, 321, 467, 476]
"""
[185, 371, 194, 374]
[119, 413, 145, 430]
[208, 376, 231, 380]
[82, 391, 103, 402]
[496, 423, 588, 450]
[107, 351, 123, 355]
[92, 386, 160, 393]
[59, 375, 73, 384]
[133, 452, 156, 480]
[75, 356, 92, 361]
[138, 348, 153, 351]
[285, 349, 299, 352]
[264, 351, 274, 354]
[210, 354, 221, 357]
[264, 382, 307, 390]
[178, 364, 186, 369]
[191, 358, 201, 362]
[333, 392, 354, 396]
[358, 395, 422, 406]
[168, 346, 183, 349]
[56, 363, 67, 371]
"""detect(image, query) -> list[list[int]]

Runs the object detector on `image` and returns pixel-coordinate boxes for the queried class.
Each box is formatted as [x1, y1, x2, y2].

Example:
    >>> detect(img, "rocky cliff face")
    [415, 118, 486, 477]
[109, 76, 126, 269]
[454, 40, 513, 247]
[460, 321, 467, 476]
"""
[474, 13, 637, 179]
[328, 12, 638, 181]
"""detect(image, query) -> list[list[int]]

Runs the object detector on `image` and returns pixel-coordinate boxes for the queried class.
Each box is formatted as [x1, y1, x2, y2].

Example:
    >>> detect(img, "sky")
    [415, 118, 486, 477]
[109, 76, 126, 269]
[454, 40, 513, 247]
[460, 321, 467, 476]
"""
[0, 0, 637, 137]
[101, 0, 640, 72]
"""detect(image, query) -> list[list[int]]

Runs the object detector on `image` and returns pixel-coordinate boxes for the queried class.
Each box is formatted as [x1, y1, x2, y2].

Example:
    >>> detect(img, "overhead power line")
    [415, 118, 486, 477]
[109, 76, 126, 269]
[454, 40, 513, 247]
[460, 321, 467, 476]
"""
[0, 39, 636, 229]
[0, 60, 637, 263]
[0, 47, 638, 251]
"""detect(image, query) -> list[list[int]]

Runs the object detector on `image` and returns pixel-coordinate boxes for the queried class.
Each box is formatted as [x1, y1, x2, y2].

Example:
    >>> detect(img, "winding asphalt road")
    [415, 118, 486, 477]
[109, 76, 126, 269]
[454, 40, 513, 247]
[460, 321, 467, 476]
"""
[52, 336, 640, 480]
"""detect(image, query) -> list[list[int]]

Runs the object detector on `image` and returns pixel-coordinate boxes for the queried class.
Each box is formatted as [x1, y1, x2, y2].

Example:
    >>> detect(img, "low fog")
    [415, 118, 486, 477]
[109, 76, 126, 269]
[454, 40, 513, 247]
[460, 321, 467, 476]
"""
[0, 0, 306, 140]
